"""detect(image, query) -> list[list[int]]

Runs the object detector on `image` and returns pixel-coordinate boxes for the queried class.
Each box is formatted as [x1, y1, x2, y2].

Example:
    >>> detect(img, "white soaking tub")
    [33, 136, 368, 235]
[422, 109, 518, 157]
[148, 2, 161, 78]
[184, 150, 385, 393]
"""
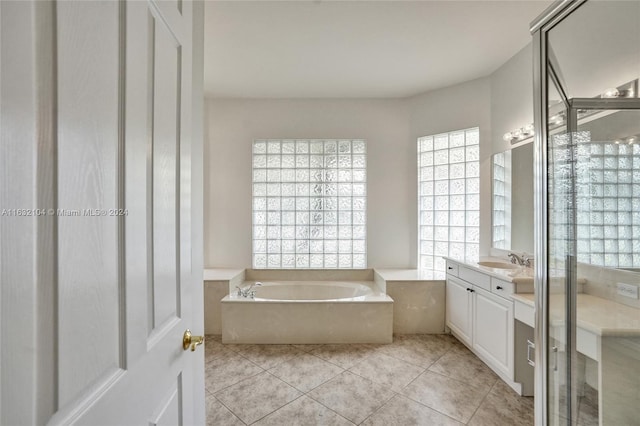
[221, 280, 393, 344]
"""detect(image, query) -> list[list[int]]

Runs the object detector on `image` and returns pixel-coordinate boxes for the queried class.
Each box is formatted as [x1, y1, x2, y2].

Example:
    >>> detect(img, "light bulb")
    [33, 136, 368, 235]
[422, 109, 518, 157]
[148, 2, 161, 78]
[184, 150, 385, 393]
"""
[603, 88, 620, 98]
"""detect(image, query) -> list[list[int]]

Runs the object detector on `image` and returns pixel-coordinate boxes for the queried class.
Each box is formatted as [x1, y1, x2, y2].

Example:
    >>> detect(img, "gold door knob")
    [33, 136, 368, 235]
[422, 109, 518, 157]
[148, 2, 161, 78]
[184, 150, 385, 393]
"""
[183, 329, 204, 352]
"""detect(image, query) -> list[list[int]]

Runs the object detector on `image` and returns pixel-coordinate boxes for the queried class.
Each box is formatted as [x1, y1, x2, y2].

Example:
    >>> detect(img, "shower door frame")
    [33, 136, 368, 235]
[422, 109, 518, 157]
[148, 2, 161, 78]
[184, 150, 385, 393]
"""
[532, 1, 640, 424]
[530, 1, 588, 425]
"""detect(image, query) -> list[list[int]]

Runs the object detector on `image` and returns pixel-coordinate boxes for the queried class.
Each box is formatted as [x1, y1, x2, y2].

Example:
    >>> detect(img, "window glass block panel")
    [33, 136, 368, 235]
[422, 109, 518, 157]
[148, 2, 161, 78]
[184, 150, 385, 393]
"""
[338, 140, 351, 153]
[282, 255, 295, 268]
[353, 184, 366, 196]
[450, 227, 465, 242]
[254, 197, 267, 211]
[296, 155, 309, 168]
[254, 254, 267, 268]
[421, 255, 434, 269]
[310, 255, 324, 268]
[353, 170, 366, 182]
[282, 155, 295, 168]
[434, 150, 448, 165]
[450, 147, 465, 163]
[310, 241, 323, 253]
[338, 254, 352, 268]
[325, 240, 338, 253]
[254, 226, 266, 239]
[339, 226, 353, 239]
[254, 240, 267, 253]
[324, 254, 338, 268]
[254, 183, 267, 197]
[267, 183, 280, 196]
[267, 197, 281, 211]
[339, 198, 352, 210]
[466, 162, 479, 178]
[296, 255, 309, 268]
[254, 211, 266, 225]
[417, 128, 479, 273]
[353, 226, 365, 239]
[353, 197, 366, 210]
[353, 255, 366, 269]
[435, 211, 449, 226]
[353, 240, 365, 253]
[282, 226, 295, 239]
[450, 132, 465, 148]
[450, 179, 465, 194]
[450, 211, 465, 227]
[324, 141, 337, 154]
[450, 163, 465, 179]
[450, 243, 464, 259]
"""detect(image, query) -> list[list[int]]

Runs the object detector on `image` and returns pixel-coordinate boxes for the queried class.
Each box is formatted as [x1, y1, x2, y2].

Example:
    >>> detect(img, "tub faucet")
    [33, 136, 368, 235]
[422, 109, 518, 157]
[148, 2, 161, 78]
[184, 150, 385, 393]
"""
[235, 282, 262, 298]
[508, 253, 532, 267]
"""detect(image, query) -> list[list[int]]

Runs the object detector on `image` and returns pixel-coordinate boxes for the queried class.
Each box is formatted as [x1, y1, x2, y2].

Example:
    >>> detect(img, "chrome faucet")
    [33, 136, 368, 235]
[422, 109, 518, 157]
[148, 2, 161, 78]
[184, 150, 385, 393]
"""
[235, 282, 262, 298]
[508, 253, 532, 267]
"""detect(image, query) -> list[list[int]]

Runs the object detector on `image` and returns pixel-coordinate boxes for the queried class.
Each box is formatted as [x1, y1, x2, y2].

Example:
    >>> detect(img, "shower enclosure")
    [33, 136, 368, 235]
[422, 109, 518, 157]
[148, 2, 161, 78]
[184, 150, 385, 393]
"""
[532, 1, 640, 425]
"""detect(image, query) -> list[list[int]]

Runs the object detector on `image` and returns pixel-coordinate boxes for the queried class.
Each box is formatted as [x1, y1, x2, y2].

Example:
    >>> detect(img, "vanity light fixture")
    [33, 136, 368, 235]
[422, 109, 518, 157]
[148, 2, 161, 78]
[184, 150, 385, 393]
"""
[503, 123, 535, 144]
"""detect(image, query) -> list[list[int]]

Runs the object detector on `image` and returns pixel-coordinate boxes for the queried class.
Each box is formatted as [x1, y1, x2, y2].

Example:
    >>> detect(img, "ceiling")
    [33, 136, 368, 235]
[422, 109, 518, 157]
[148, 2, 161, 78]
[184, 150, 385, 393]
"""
[204, 1, 552, 99]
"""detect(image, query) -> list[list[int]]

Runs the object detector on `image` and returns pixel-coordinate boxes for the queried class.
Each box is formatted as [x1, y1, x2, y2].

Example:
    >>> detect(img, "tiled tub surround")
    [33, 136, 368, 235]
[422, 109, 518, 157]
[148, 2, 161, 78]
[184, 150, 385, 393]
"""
[444, 257, 535, 396]
[204, 334, 534, 425]
[375, 269, 446, 334]
[205, 268, 447, 338]
[220, 269, 393, 344]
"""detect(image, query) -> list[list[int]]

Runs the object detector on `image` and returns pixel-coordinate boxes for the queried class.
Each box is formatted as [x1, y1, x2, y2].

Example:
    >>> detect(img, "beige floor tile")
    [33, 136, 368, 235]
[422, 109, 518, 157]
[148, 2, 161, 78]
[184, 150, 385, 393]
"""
[428, 350, 498, 393]
[468, 380, 534, 426]
[232, 344, 303, 369]
[214, 371, 301, 425]
[268, 353, 344, 392]
[205, 340, 236, 363]
[310, 344, 376, 369]
[376, 335, 449, 368]
[205, 351, 264, 394]
[206, 395, 244, 426]
[401, 371, 488, 423]
[349, 352, 424, 392]
[361, 395, 463, 426]
[307, 371, 395, 424]
[254, 396, 355, 426]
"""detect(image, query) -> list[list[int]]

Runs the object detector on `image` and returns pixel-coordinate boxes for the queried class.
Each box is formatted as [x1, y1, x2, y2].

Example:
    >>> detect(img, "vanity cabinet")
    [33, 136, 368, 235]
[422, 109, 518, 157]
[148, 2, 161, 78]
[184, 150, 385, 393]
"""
[445, 259, 521, 392]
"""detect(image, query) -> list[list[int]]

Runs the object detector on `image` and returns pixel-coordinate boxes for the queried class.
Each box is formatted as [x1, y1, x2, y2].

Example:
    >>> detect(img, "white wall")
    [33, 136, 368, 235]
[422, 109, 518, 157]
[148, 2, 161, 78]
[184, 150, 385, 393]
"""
[407, 77, 492, 261]
[205, 51, 532, 268]
[490, 44, 533, 155]
[205, 98, 412, 268]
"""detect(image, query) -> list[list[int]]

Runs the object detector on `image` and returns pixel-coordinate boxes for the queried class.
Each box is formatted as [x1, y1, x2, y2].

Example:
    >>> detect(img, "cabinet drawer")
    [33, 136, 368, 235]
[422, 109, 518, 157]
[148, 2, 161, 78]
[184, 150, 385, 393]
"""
[446, 261, 459, 277]
[459, 266, 490, 292]
[491, 278, 514, 298]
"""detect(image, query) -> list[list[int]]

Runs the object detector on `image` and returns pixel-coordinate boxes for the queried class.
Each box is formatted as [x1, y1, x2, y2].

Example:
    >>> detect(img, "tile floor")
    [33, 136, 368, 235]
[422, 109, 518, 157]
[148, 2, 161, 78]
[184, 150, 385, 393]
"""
[205, 334, 534, 425]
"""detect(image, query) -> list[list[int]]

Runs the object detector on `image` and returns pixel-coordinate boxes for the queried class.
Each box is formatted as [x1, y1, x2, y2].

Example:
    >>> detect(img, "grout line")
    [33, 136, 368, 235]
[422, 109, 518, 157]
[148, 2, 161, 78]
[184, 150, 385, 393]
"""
[210, 393, 249, 426]
[465, 379, 498, 425]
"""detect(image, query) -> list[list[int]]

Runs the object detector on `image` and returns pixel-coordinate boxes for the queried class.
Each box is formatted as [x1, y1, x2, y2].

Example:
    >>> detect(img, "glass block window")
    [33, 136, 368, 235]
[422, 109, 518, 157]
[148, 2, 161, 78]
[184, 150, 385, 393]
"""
[418, 128, 480, 272]
[252, 139, 367, 269]
[492, 151, 512, 249]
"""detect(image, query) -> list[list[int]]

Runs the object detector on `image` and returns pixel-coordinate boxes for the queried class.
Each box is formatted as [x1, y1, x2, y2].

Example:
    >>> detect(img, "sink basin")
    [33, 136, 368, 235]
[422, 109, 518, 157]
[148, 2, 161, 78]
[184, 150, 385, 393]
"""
[477, 261, 519, 270]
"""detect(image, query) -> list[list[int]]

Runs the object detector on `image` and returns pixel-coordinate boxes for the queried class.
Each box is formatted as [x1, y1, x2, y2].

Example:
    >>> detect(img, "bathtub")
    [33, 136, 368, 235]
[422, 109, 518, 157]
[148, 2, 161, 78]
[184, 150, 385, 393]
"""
[221, 280, 393, 344]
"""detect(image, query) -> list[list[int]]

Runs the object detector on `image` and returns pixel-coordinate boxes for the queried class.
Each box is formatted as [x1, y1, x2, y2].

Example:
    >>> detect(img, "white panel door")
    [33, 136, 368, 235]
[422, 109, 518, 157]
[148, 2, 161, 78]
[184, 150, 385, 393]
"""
[0, 1, 204, 424]
[445, 276, 472, 346]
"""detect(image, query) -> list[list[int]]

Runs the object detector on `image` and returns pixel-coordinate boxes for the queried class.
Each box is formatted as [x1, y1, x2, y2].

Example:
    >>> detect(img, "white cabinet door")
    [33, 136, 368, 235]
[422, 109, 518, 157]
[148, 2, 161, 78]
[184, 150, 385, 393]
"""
[0, 1, 204, 424]
[446, 276, 473, 346]
[473, 287, 514, 378]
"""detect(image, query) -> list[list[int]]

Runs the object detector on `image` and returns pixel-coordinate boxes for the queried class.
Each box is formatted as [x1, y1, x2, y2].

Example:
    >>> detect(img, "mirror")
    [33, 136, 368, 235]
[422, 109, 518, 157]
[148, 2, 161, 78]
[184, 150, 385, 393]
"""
[491, 142, 534, 252]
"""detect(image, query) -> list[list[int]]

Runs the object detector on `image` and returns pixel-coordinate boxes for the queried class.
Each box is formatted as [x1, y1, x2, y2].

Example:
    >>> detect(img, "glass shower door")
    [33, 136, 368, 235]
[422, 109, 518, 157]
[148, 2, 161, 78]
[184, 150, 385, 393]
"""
[532, 1, 640, 424]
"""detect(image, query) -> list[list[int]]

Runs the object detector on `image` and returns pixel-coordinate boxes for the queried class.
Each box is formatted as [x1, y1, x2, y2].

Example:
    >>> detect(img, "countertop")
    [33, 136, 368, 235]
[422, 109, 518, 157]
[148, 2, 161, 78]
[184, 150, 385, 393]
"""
[444, 256, 534, 284]
[204, 268, 245, 281]
[374, 269, 446, 281]
[512, 293, 640, 337]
